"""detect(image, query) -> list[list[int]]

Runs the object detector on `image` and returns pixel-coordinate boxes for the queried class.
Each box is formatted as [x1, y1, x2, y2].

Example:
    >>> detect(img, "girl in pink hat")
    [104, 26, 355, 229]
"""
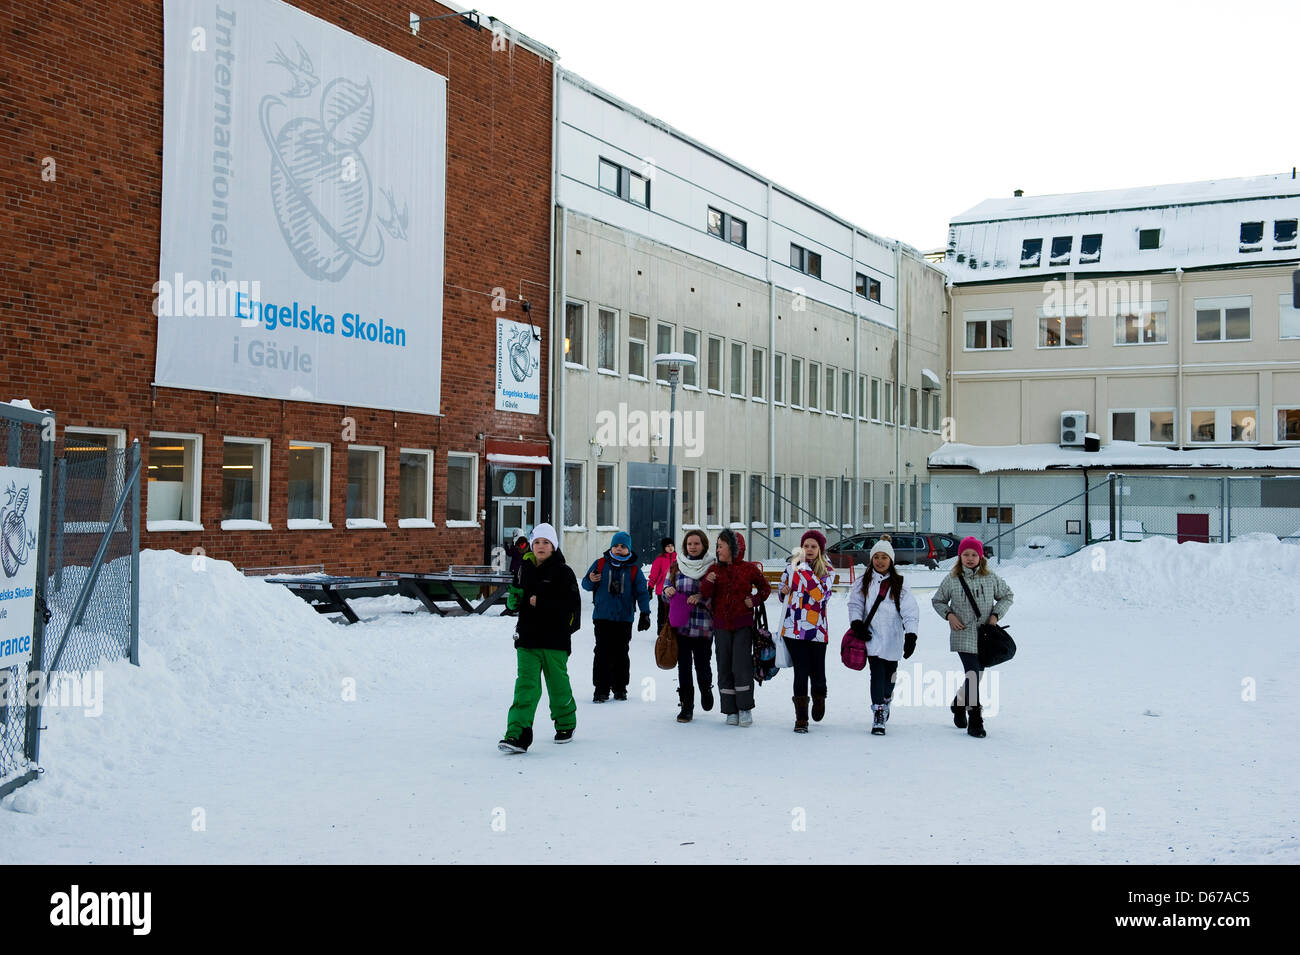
[776, 529, 835, 733]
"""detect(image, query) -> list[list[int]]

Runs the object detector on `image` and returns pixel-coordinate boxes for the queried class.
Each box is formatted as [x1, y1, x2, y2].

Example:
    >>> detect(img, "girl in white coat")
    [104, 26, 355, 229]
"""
[846, 539, 920, 736]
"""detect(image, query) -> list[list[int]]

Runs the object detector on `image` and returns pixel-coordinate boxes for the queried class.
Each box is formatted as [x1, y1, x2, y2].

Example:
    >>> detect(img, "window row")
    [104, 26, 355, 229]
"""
[562, 463, 923, 532]
[1239, 218, 1297, 253]
[1019, 233, 1104, 269]
[964, 294, 1300, 350]
[1110, 406, 1300, 445]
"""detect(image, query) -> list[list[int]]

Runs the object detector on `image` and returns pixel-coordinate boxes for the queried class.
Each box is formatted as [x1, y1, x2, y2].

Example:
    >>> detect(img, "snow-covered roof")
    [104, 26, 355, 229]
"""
[946, 173, 1300, 283]
[928, 441, 1300, 474]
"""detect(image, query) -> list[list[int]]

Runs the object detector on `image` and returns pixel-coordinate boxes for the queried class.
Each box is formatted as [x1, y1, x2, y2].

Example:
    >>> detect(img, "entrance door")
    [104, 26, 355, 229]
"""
[628, 487, 669, 561]
[1176, 513, 1210, 543]
[497, 499, 535, 554]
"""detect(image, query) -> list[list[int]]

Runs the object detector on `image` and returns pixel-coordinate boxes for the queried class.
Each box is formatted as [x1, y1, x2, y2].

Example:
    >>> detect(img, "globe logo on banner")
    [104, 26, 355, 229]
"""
[1, 482, 35, 578]
[260, 41, 408, 281]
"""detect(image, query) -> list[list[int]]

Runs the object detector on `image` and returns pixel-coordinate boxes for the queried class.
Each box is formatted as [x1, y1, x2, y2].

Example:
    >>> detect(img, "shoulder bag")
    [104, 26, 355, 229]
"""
[957, 575, 1016, 668]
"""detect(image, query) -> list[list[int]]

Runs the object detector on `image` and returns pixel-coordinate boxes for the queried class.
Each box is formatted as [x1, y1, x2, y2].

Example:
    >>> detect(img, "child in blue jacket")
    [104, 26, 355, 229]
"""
[582, 531, 651, 702]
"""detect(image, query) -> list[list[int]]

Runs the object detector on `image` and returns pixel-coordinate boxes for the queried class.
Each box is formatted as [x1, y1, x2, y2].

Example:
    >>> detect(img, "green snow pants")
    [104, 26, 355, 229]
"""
[506, 647, 577, 737]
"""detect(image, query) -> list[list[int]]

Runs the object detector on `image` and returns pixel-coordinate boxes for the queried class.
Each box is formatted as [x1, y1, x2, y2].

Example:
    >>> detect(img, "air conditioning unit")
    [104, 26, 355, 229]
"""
[1060, 411, 1087, 447]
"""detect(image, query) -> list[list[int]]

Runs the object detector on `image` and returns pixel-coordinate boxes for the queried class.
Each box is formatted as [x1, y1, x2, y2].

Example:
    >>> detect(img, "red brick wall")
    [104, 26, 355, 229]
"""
[0, 1, 553, 575]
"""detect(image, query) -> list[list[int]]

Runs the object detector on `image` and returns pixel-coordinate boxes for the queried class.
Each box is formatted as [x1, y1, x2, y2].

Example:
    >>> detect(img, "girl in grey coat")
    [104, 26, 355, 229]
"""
[930, 536, 1012, 738]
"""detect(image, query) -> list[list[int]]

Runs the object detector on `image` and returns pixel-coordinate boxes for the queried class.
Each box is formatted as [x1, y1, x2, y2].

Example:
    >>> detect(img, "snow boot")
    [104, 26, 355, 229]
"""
[793, 695, 809, 734]
[738, 709, 753, 728]
[498, 725, 534, 754]
[883, 702, 891, 723]
[871, 704, 886, 736]
[676, 688, 694, 723]
[613, 688, 628, 701]
[554, 728, 574, 744]
[967, 705, 986, 738]
[726, 712, 739, 726]
[811, 691, 826, 722]
[700, 684, 715, 712]
[951, 694, 967, 728]
[593, 688, 610, 703]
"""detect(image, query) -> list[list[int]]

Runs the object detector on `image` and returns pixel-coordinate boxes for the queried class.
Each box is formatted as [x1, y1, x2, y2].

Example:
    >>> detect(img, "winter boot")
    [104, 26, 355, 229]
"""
[883, 702, 891, 723]
[700, 684, 715, 712]
[811, 691, 826, 722]
[951, 694, 967, 728]
[793, 695, 810, 734]
[593, 687, 610, 704]
[726, 712, 739, 726]
[967, 705, 986, 738]
[498, 725, 534, 754]
[613, 688, 628, 701]
[871, 704, 886, 736]
[738, 709, 753, 728]
[677, 688, 694, 723]
[554, 728, 574, 744]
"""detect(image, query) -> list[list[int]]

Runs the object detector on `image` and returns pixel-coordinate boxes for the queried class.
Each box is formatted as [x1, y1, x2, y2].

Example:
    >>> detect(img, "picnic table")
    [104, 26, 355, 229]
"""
[264, 569, 513, 624]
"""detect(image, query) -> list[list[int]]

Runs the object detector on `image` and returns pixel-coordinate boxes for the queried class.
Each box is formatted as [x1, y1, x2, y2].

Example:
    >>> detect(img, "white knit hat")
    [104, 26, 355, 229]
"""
[530, 523, 559, 549]
[869, 539, 894, 562]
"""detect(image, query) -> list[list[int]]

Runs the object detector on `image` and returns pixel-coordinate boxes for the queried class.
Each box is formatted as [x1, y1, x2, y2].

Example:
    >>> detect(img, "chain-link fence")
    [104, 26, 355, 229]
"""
[0, 405, 54, 798]
[1117, 474, 1300, 544]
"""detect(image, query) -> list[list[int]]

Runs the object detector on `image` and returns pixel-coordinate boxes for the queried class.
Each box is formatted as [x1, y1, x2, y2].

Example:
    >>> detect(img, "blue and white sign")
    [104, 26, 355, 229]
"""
[156, 0, 447, 414]
[0, 467, 42, 669]
[495, 318, 541, 415]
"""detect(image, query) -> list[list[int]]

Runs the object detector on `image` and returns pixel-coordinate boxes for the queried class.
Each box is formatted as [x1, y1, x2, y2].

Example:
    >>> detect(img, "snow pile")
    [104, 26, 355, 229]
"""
[929, 441, 1300, 473]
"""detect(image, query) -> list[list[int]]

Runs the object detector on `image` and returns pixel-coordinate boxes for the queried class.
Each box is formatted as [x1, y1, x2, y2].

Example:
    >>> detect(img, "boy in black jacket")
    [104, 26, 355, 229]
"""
[499, 524, 581, 753]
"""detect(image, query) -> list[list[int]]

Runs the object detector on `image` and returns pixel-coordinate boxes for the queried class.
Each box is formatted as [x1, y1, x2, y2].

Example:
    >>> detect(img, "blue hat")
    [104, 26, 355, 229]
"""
[611, 531, 632, 550]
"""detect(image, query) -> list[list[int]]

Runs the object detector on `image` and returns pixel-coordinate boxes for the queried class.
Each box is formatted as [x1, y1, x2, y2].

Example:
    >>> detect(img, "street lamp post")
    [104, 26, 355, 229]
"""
[654, 352, 698, 547]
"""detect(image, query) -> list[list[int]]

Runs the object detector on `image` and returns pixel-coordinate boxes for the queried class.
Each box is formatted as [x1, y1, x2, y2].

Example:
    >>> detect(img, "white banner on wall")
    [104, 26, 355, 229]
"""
[495, 318, 541, 415]
[156, 0, 446, 414]
[0, 467, 42, 669]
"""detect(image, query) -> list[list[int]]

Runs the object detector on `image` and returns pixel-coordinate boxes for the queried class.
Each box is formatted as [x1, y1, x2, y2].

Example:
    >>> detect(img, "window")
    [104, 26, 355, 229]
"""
[790, 243, 821, 278]
[1275, 219, 1298, 249]
[842, 371, 852, 418]
[391, 450, 431, 524]
[823, 365, 835, 414]
[1138, 228, 1162, 250]
[1189, 408, 1258, 445]
[598, 157, 650, 208]
[147, 432, 202, 526]
[1240, 221, 1264, 252]
[931, 394, 941, 433]
[860, 481, 873, 527]
[681, 469, 697, 526]
[965, 309, 1013, 349]
[824, 479, 836, 528]
[705, 470, 721, 526]
[1149, 410, 1175, 444]
[790, 358, 803, 408]
[728, 473, 743, 525]
[64, 428, 126, 529]
[1080, 233, 1102, 263]
[855, 272, 882, 301]
[681, 329, 699, 387]
[563, 462, 583, 528]
[288, 441, 330, 524]
[808, 361, 821, 410]
[730, 342, 745, 396]
[773, 476, 783, 525]
[870, 379, 880, 421]
[565, 301, 585, 365]
[346, 446, 384, 524]
[1020, 238, 1042, 268]
[446, 452, 476, 523]
[774, 354, 785, 404]
[858, 375, 866, 420]
[1112, 411, 1136, 443]
[1049, 236, 1073, 266]
[956, 505, 981, 525]
[751, 346, 766, 400]
[841, 478, 851, 528]
[1280, 294, 1300, 339]
[920, 389, 930, 431]
[807, 478, 819, 526]
[1189, 410, 1216, 443]
[749, 474, 764, 525]
[628, 315, 647, 378]
[222, 438, 269, 524]
[707, 335, 723, 391]
[596, 464, 616, 527]
[1038, 308, 1087, 347]
[881, 482, 891, 525]
[884, 382, 895, 425]
[656, 323, 674, 382]
[1111, 408, 1176, 444]
[707, 206, 748, 249]
[1231, 409, 1258, 443]
[597, 307, 617, 372]
[789, 477, 802, 526]
[1114, 303, 1169, 344]
[909, 388, 919, 429]
[1195, 296, 1251, 342]
[1277, 408, 1300, 443]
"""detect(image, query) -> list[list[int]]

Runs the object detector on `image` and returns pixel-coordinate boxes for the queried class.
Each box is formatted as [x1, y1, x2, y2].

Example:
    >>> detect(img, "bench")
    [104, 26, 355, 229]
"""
[265, 570, 513, 623]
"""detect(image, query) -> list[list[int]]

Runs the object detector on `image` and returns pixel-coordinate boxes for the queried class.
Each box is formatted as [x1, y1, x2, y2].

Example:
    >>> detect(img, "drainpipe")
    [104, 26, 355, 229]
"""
[895, 242, 903, 530]
[1176, 267, 1184, 447]
[852, 228, 859, 536]
[767, 181, 776, 560]
[551, 63, 566, 530]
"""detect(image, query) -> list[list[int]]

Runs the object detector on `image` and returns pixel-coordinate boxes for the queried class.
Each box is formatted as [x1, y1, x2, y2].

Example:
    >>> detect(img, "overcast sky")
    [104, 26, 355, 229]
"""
[476, 0, 1297, 252]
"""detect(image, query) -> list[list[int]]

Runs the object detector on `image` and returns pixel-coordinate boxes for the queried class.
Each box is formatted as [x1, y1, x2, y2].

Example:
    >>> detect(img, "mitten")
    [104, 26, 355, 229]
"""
[850, 619, 869, 640]
[637, 611, 651, 632]
[903, 632, 917, 659]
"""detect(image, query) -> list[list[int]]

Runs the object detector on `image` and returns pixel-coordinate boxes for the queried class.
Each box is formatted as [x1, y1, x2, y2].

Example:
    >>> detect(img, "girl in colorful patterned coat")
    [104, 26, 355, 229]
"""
[776, 529, 835, 733]
[661, 529, 714, 723]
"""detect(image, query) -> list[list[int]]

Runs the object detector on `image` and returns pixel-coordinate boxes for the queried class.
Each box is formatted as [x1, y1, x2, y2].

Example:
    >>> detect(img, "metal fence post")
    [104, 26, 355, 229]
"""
[1108, 473, 1117, 542]
[53, 456, 66, 592]
[995, 474, 1002, 565]
[1221, 476, 1228, 544]
[129, 439, 140, 666]
[1117, 474, 1124, 541]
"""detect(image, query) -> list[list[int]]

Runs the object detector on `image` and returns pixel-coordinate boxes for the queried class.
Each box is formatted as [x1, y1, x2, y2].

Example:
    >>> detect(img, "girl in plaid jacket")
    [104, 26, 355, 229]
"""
[662, 529, 714, 723]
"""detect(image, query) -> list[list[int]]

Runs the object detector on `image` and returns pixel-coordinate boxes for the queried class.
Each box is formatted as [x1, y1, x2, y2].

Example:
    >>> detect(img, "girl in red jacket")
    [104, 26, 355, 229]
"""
[699, 529, 771, 727]
[647, 537, 676, 636]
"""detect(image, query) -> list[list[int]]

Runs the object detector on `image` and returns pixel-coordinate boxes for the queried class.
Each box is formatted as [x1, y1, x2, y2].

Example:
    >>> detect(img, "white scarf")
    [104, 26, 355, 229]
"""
[674, 553, 710, 580]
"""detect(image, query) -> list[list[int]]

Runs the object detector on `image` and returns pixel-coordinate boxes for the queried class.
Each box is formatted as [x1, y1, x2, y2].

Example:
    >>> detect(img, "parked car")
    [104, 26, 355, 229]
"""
[929, 532, 994, 561]
[826, 532, 941, 569]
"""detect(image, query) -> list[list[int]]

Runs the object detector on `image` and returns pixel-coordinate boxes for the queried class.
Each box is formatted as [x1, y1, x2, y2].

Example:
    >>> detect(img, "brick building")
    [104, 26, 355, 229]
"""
[1, 1, 557, 574]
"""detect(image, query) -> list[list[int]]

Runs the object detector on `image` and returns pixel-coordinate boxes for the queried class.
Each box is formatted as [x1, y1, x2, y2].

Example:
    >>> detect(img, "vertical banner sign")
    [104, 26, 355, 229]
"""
[0, 468, 42, 669]
[495, 318, 541, 414]
[157, 0, 447, 414]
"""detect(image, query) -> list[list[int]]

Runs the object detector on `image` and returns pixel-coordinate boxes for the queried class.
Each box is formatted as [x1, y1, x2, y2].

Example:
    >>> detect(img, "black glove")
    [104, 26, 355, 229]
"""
[903, 632, 917, 659]
[850, 619, 870, 641]
[637, 611, 651, 632]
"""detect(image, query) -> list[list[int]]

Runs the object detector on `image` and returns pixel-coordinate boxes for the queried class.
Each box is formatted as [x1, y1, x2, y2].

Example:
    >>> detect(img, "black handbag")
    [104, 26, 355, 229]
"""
[751, 602, 779, 684]
[957, 575, 1016, 668]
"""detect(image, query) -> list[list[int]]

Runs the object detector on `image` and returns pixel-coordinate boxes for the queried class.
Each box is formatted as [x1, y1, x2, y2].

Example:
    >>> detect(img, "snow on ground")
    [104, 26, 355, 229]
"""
[2, 540, 1297, 864]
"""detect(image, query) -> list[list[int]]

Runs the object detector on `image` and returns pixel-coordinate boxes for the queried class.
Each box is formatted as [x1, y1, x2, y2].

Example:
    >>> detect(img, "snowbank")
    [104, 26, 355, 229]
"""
[928, 441, 1300, 473]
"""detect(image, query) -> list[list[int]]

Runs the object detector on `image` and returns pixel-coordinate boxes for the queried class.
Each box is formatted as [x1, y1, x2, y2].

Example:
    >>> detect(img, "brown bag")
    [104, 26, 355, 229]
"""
[654, 619, 678, 669]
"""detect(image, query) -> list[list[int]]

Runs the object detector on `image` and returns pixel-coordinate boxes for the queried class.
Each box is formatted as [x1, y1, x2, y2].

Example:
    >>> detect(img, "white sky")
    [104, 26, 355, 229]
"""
[475, 0, 1298, 252]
